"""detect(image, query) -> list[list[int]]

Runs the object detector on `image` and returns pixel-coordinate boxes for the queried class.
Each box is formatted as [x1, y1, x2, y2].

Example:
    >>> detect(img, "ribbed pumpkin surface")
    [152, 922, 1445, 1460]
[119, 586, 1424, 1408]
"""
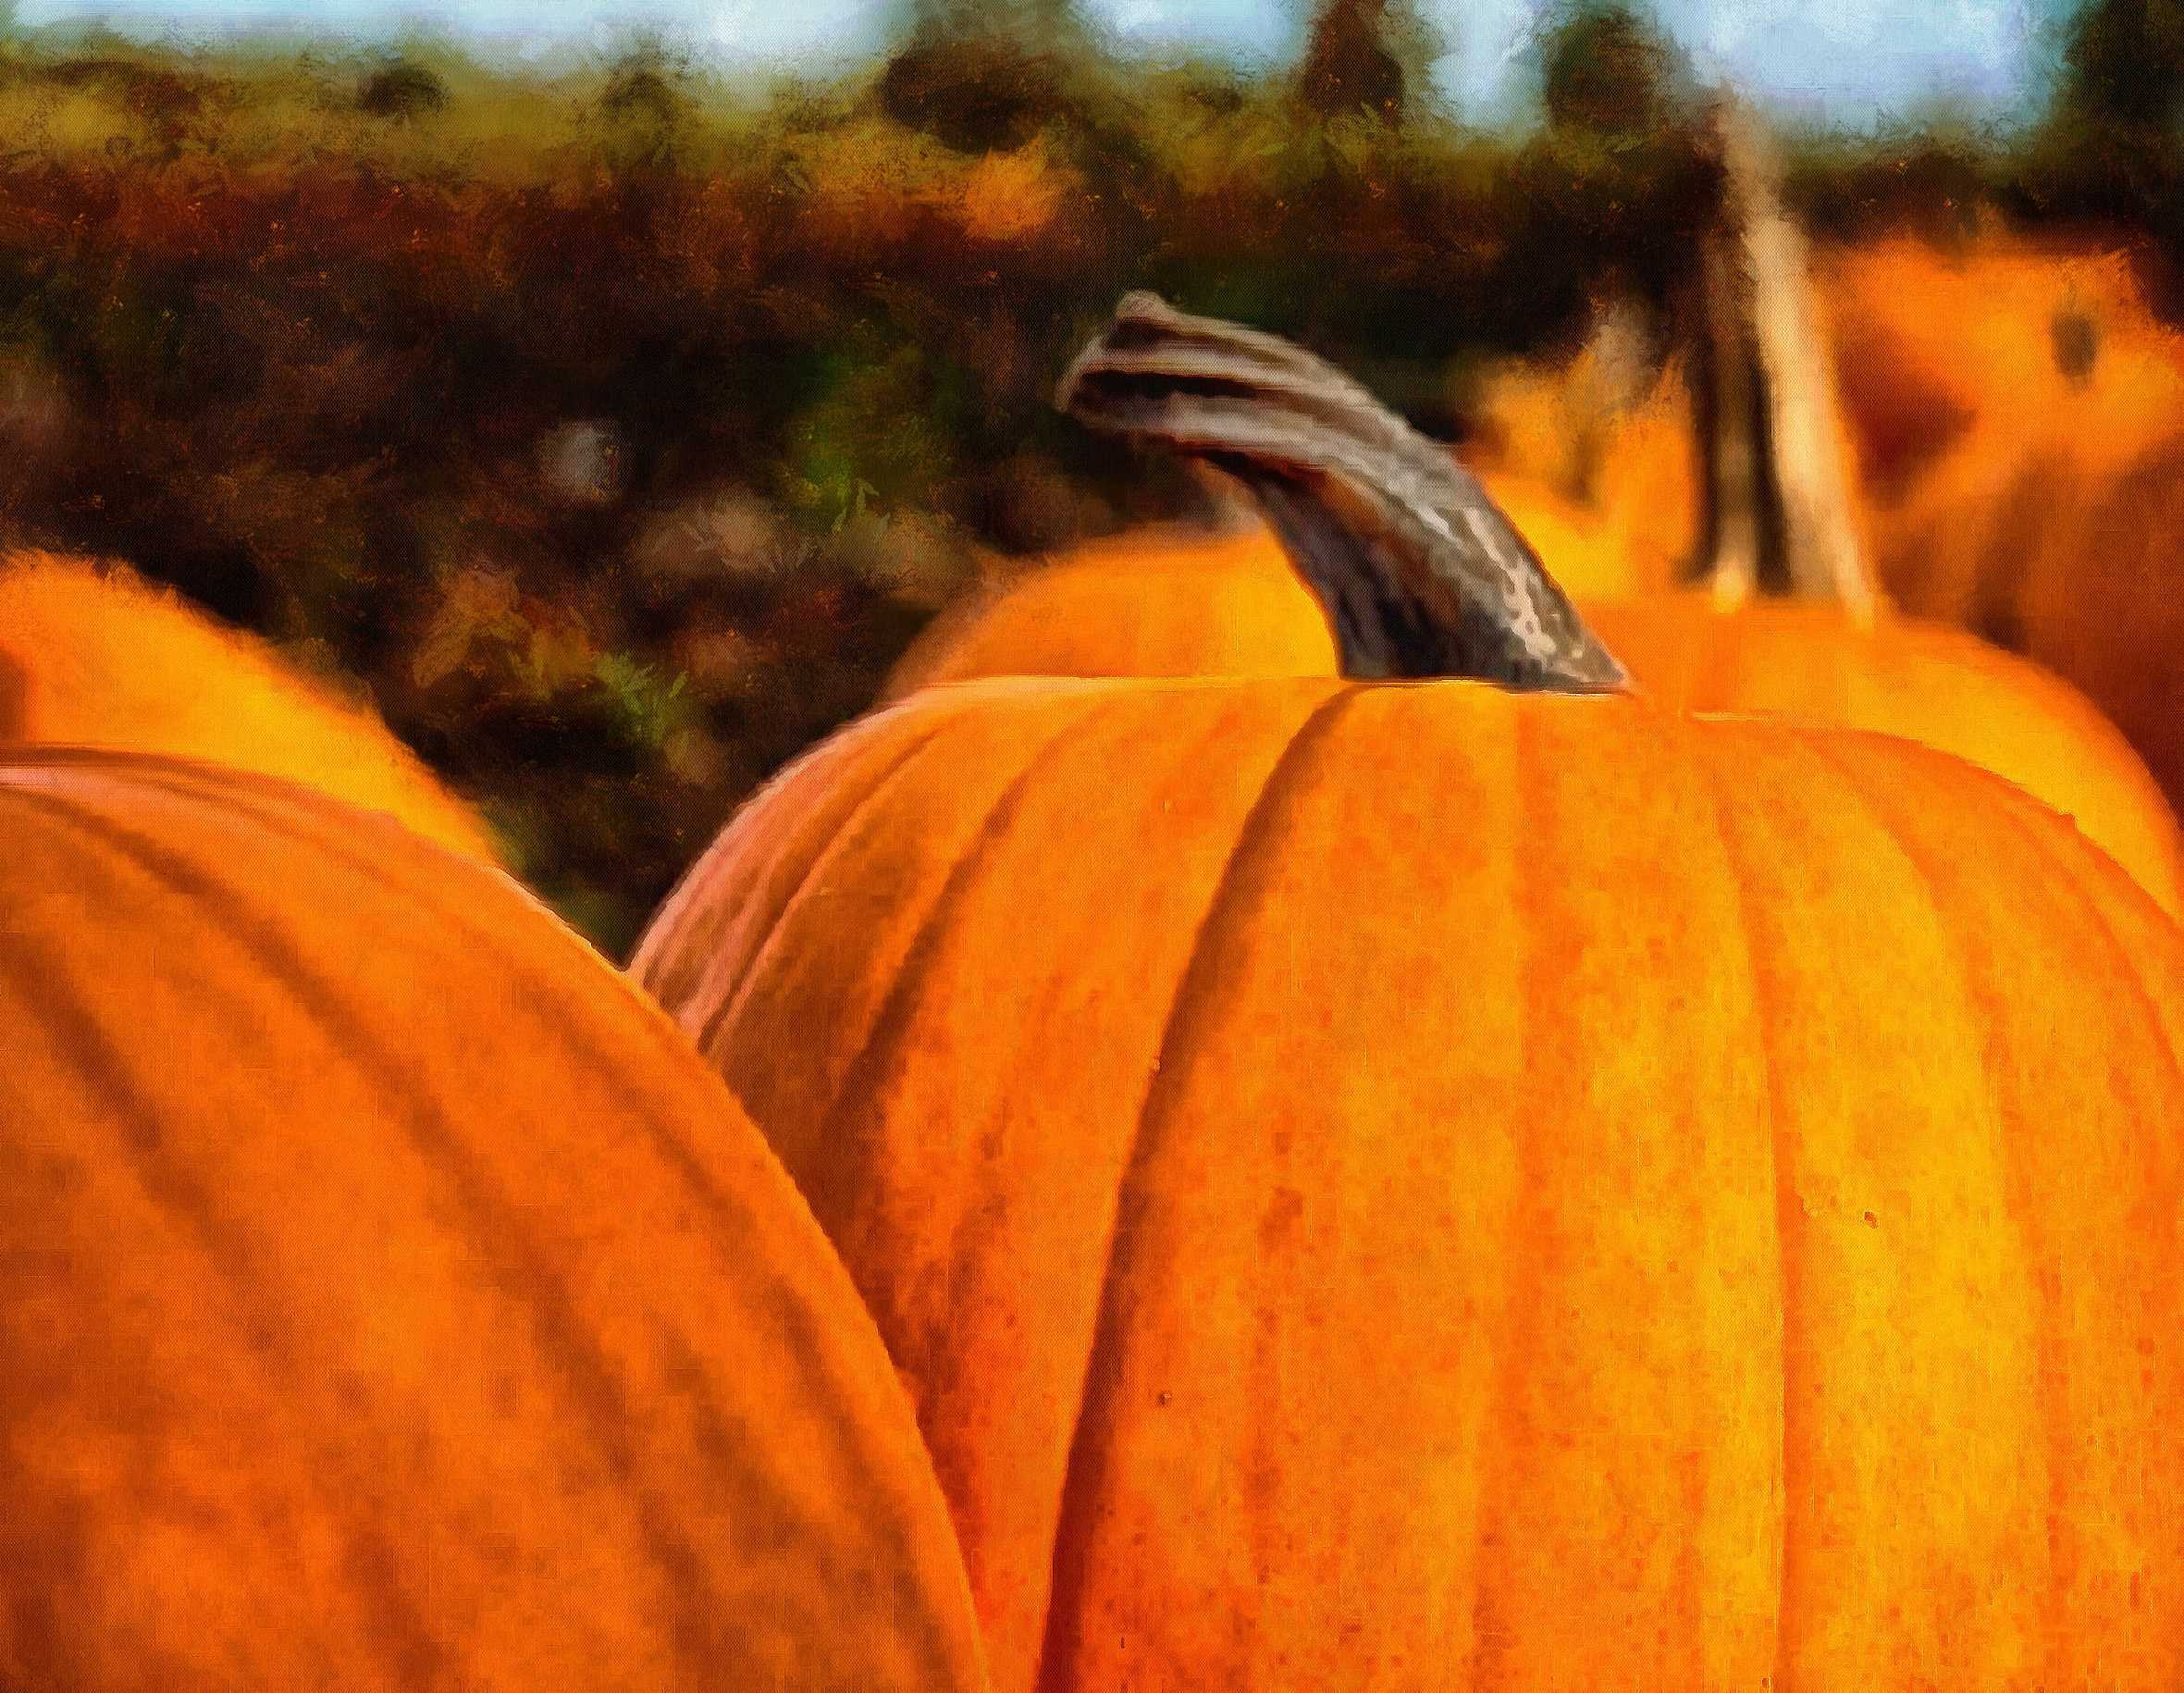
[0, 748, 988, 1691]
[0, 551, 496, 863]
[1581, 595, 2184, 914]
[635, 674, 2184, 1692]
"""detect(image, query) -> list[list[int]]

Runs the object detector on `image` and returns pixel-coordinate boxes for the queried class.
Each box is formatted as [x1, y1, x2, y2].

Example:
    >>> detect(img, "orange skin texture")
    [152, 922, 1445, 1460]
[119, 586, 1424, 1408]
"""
[635, 673, 2184, 1692]
[1816, 233, 2184, 493]
[1582, 595, 2184, 915]
[0, 749, 990, 1692]
[0, 551, 498, 864]
[1816, 232, 2184, 604]
[1868, 436, 2184, 866]
[1968, 439, 2184, 854]
[882, 525, 1338, 698]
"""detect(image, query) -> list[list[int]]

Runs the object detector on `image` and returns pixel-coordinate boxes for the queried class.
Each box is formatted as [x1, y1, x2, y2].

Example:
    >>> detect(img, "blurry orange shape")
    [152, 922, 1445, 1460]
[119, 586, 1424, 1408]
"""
[0, 550, 499, 864]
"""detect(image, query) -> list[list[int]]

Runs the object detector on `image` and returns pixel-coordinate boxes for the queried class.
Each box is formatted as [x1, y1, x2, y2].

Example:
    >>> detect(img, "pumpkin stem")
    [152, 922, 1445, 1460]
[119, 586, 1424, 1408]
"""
[1055, 293, 1629, 692]
[1690, 93, 1880, 625]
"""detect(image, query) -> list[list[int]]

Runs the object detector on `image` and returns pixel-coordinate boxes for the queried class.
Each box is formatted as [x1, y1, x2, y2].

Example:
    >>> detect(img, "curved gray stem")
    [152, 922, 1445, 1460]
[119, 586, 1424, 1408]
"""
[1055, 291, 1628, 692]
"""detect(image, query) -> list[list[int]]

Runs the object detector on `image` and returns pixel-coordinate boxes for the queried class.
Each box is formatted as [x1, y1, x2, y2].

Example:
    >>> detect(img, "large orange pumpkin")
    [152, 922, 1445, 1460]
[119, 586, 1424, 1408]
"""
[0, 550, 497, 863]
[635, 294, 2184, 1690]
[0, 748, 988, 1690]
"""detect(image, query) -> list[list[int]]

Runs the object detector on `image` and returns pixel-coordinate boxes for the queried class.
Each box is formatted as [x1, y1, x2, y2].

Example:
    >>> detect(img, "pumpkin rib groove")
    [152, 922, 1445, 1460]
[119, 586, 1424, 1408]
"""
[689, 713, 964, 1070]
[1799, 739, 2077, 1681]
[1958, 757, 2184, 1119]
[1031, 686, 1363, 1690]
[1463, 702, 1587, 1678]
[99, 755, 768, 1186]
[30, 757, 759, 1221]
[86, 752, 802, 1222]
[802, 702, 1118, 1193]
[6, 787, 743, 1674]
[1980, 804, 2184, 1683]
[632, 703, 888, 1012]
[1696, 728, 1812, 1686]
[0, 923, 451, 1687]
[1835, 737, 2184, 1102]
[634, 686, 997, 1005]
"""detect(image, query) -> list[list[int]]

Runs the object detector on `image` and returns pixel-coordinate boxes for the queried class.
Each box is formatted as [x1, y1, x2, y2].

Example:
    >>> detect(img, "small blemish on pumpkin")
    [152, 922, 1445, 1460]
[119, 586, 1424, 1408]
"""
[1156, 1390, 1171, 1407]
[1864, 1211, 1878, 1227]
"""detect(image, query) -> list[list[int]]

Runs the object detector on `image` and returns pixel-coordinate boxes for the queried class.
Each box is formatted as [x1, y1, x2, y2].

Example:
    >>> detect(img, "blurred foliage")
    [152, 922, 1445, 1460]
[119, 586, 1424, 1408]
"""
[2053, 0, 2184, 133]
[1537, 2, 1680, 144]
[1299, 0, 1423, 123]
[2012, 0, 2184, 306]
[0, 6, 2174, 951]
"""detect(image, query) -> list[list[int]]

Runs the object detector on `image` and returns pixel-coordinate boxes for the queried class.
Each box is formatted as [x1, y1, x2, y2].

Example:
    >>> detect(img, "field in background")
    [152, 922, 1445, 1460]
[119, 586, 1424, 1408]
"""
[0, 6, 2176, 950]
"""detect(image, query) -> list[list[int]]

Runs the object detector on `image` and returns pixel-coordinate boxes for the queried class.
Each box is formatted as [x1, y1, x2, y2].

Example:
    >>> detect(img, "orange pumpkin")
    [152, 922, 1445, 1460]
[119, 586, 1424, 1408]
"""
[0, 550, 497, 863]
[1816, 240, 2184, 827]
[1875, 434, 2184, 843]
[884, 500, 2184, 924]
[1817, 229, 2184, 506]
[635, 294, 2184, 1690]
[1579, 592, 2184, 909]
[1817, 231, 2184, 596]
[1462, 336, 1702, 588]
[884, 523, 1335, 697]
[0, 748, 988, 1689]
[1402, 231, 2184, 602]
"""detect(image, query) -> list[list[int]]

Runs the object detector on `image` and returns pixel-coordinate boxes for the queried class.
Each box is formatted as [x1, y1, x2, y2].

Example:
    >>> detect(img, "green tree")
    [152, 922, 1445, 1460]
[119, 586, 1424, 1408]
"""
[2052, 0, 2184, 133]
[874, 0, 1089, 152]
[1298, 0, 1407, 121]
[1536, 1, 1677, 142]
